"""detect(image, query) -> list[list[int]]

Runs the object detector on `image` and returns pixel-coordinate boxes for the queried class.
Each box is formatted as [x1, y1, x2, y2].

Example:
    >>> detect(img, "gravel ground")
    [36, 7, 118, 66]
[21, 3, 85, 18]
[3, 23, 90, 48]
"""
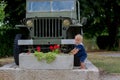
[100, 53, 120, 57]
[100, 74, 120, 80]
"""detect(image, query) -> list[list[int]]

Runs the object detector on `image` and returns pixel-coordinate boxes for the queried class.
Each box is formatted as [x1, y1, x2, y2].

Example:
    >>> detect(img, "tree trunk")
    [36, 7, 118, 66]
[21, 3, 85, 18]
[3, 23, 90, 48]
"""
[106, 1, 119, 50]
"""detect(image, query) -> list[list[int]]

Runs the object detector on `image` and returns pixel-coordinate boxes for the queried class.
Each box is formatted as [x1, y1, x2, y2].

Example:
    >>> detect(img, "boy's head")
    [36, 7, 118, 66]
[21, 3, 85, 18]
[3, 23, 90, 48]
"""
[75, 34, 83, 44]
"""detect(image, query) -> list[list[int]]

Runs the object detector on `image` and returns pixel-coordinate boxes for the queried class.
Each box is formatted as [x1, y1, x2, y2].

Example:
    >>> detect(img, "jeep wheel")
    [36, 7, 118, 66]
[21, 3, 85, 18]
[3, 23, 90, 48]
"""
[13, 34, 22, 65]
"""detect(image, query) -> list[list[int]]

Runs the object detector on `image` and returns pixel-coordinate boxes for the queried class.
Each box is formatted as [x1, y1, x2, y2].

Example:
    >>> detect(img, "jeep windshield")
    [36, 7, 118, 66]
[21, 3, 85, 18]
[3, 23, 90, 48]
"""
[27, 1, 74, 12]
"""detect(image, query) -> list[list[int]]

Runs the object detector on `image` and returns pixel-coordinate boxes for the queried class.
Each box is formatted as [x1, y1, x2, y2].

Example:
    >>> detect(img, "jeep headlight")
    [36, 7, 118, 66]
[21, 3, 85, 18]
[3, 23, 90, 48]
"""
[26, 20, 33, 27]
[63, 19, 71, 27]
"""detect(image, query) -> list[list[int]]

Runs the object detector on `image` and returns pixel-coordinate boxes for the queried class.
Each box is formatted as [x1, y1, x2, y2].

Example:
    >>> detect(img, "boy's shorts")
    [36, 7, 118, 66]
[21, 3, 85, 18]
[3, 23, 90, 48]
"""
[79, 55, 87, 62]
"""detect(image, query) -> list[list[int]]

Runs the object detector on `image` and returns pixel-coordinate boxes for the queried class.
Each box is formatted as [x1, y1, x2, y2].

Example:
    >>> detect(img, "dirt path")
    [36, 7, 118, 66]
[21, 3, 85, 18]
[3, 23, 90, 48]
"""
[100, 74, 120, 80]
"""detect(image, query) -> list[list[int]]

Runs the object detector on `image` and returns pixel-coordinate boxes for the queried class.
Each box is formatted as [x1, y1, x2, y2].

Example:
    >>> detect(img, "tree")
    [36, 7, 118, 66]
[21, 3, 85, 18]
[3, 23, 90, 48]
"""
[4, 0, 25, 26]
[0, 1, 6, 25]
[80, 0, 120, 49]
[0, 1, 16, 57]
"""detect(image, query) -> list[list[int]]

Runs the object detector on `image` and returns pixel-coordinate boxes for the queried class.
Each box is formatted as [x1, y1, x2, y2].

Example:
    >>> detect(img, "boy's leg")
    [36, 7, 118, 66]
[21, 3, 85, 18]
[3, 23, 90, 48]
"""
[80, 55, 87, 69]
[80, 62, 86, 69]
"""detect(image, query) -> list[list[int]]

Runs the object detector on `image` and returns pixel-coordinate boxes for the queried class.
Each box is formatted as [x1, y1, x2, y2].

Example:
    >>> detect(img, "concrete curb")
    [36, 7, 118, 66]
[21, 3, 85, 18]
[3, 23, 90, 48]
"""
[0, 60, 99, 80]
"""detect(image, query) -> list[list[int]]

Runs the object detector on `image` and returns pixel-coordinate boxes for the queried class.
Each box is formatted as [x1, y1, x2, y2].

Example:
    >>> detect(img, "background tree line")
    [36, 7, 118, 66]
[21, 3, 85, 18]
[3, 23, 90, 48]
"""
[0, 0, 120, 57]
[80, 0, 120, 50]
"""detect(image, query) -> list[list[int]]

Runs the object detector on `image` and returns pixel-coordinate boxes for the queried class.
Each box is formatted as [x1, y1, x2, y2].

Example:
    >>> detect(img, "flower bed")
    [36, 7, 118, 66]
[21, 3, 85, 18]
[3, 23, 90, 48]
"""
[19, 53, 73, 69]
[34, 45, 60, 63]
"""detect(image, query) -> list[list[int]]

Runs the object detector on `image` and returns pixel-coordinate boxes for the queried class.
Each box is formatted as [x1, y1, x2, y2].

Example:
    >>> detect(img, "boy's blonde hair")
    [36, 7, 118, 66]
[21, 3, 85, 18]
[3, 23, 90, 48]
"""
[75, 34, 83, 42]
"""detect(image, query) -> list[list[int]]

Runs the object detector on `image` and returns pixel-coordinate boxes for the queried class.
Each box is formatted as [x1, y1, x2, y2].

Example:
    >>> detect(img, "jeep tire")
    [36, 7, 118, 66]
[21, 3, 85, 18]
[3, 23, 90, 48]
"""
[13, 34, 22, 65]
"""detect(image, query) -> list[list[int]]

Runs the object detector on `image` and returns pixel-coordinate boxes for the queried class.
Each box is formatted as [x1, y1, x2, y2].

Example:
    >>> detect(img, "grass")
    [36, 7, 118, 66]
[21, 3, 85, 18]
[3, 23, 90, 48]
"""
[88, 53, 120, 73]
[0, 57, 14, 67]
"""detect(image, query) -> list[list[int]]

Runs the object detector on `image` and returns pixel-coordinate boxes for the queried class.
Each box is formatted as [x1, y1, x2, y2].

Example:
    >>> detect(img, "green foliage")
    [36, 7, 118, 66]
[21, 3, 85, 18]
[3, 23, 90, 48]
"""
[80, 0, 120, 49]
[0, 1, 6, 23]
[96, 36, 110, 50]
[34, 51, 46, 61]
[80, 0, 120, 37]
[34, 51, 57, 63]
[80, 0, 107, 38]
[0, 1, 20, 57]
[0, 26, 19, 57]
[45, 52, 56, 63]
[52, 49, 59, 54]
[4, 0, 25, 26]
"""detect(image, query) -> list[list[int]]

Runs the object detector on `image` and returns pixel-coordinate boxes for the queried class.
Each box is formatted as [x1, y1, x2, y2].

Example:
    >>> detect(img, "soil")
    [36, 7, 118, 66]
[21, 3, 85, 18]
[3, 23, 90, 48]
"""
[0, 57, 14, 67]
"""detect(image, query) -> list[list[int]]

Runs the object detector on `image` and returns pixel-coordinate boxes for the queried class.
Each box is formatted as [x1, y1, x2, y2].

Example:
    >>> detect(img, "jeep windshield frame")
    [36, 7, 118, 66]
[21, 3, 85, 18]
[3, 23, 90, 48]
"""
[27, 1, 75, 12]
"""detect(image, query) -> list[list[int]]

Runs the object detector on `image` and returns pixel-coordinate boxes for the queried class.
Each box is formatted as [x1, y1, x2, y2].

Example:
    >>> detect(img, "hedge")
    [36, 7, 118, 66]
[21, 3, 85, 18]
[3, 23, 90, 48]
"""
[0, 28, 19, 57]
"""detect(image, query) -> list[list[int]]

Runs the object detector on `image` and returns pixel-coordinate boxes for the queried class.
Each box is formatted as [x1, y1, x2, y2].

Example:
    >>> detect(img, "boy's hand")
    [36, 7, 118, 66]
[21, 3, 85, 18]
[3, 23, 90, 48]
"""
[69, 49, 76, 55]
[70, 48, 79, 55]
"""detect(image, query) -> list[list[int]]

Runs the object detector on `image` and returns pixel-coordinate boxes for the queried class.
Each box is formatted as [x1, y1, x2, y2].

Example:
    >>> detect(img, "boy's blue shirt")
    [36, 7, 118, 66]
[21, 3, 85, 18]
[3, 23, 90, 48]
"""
[75, 43, 87, 57]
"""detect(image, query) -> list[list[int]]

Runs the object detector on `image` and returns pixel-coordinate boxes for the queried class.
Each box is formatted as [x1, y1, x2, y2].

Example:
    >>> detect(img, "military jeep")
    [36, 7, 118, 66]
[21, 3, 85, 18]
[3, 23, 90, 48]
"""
[13, 0, 84, 65]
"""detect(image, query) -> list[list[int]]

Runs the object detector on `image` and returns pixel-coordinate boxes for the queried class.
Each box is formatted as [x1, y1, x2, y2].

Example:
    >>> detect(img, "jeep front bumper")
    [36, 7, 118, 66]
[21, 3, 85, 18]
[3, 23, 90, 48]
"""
[18, 39, 75, 45]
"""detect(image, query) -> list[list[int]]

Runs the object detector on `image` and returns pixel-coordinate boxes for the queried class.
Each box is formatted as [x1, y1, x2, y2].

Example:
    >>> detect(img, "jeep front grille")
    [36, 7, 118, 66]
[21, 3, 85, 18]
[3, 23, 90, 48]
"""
[34, 18, 62, 38]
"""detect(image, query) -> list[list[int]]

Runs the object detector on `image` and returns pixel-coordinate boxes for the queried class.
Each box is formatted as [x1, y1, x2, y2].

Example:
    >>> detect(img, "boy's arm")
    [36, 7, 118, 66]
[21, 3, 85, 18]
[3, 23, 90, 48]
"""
[70, 48, 75, 54]
[70, 48, 79, 55]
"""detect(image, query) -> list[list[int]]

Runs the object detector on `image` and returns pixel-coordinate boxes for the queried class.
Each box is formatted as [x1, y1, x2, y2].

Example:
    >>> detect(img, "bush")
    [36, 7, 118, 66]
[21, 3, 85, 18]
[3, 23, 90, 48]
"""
[96, 36, 110, 50]
[97, 35, 119, 50]
[0, 28, 19, 57]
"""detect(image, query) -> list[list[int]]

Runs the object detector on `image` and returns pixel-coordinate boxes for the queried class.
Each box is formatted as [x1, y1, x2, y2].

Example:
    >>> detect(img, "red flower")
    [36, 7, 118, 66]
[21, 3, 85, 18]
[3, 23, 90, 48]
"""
[49, 46, 54, 50]
[56, 45, 60, 49]
[36, 46, 41, 52]
[54, 44, 60, 49]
